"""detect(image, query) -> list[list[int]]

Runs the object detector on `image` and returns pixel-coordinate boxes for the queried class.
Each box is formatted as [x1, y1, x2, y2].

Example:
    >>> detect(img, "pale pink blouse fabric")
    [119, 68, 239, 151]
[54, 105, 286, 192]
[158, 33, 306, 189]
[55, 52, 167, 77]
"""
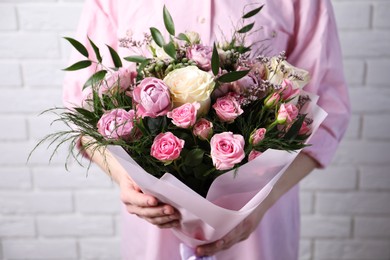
[63, 1, 351, 259]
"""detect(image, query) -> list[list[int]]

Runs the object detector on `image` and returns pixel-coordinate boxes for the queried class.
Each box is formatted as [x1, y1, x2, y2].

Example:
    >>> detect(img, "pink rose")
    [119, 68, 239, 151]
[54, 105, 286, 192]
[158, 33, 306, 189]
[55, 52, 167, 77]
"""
[186, 44, 212, 71]
[250, 128, 266, 145]
[299, 121, 311, 135]
[97, 109, 135, 139]
[193, 118, 213, 140]
[210, 132, 245, 170]
[264, 92, 280, 108]
[132, 77, 171, 118]
[101, 67, 137, 94]
[279, 79, 300, 100]
[212, 95, 243, 123]
[150, 132, 185, 162]
[167, 102, 200, 128]
[277, 104, 299, 124]
[248, 150, 262, 162]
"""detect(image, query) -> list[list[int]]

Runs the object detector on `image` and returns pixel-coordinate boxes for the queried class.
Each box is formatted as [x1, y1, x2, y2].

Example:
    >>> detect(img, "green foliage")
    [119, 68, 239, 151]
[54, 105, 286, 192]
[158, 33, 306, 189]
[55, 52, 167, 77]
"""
[211, 43, 220, 76]
[106, 45, 122, 68]
[217, 70, 250, 83]
[150, 27, 165, 47]
[242, 5, 264, 19]
[124, 56, 149, 63]
[237, 22, 255, 34]
[83, 70, 107, 89]
[163, 41, 176, 59]
[88, 36, 102, 63]
[177, 33, 190, 43]
[63, 60, 92, 71]
[64, 37, 89, 58]
[163, 5, 175, 36]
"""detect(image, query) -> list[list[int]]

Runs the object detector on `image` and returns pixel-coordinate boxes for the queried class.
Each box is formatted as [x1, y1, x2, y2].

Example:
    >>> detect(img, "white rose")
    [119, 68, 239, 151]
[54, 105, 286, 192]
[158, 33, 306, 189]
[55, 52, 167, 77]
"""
[267, 57, 310, 89]
[164, 66, 215, 115]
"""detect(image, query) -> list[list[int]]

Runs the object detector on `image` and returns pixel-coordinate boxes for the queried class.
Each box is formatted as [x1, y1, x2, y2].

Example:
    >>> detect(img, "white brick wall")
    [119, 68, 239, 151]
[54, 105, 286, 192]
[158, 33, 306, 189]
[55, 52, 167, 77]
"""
[0, 1, 389, 260]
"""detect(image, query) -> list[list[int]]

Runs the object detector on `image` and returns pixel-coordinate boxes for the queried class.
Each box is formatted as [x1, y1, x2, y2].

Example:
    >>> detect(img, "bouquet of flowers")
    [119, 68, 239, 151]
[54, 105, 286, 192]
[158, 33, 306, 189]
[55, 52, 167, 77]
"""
[34, 4, 327, 258]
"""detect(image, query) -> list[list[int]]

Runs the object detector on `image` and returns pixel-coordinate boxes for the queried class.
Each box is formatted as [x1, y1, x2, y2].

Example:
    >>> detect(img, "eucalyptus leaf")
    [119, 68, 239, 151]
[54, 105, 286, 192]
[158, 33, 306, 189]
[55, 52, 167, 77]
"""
[184, 149, 204, 167]
[177, 33, 190, 43]
[242, 5, 264, 19]
[237, 22, 255, 34]
[211, 43, 220, 76]
[150, 27, 165, 47]
[163, 41, 176, 59]
[163, 5, 175, 36]
[87, 36, 102, 63]
[217, 70, 250, 83]
[106, 45, 122, 68]
[64, 37, 89, 58]
[124, 55, 149, 63]
[63, 60, 92, 71]
[83, 70, 107, 89]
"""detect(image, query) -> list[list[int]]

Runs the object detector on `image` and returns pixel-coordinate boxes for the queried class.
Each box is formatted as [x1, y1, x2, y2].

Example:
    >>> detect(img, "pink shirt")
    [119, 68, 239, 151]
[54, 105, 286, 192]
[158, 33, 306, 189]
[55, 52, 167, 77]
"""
[63, 0, 351, 259]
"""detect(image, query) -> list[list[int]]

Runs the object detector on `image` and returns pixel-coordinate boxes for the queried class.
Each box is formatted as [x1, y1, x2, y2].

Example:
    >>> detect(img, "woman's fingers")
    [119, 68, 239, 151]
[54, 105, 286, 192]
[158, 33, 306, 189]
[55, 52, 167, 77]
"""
[120, 186, 158, 207]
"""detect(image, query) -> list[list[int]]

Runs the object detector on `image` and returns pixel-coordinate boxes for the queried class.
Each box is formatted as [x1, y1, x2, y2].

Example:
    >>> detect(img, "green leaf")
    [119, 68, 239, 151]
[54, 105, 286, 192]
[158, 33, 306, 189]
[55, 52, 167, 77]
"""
[284, 115, 306, 140]
[83, 70, 107, 89]
[237, 22, 255, 34]
[211, 43, 220, 76]
[64, 37, 89, 58]
[184, 149, 204, 167]
[150, 27, 165, 47]
[217, 70, 250, 83]
[163, 41, 176, 59]
[124, 55, 149, 63]
[163, 5, 175, 36]
[242, 5, 264, 19]
[177, 33, 190, 43]
[106, 45, 122, 68]
[87, 36, 102, 63]
[63, 60, 92, 71]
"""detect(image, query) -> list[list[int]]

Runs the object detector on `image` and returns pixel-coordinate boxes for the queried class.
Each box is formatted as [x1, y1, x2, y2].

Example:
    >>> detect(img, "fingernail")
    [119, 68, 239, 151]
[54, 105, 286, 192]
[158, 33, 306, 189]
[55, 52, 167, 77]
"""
[148, 199, 157, 206]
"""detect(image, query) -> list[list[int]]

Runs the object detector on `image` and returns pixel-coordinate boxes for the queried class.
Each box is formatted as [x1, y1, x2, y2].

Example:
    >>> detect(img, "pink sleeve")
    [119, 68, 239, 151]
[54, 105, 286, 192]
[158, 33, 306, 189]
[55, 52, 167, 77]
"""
[287, 0, 351, 168]
[63, 0, 118, 108]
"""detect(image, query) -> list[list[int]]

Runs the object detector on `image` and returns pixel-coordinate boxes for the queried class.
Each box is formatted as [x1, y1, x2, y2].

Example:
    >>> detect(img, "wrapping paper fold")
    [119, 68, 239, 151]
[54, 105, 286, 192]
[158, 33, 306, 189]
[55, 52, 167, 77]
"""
[107, 91, 327, 252]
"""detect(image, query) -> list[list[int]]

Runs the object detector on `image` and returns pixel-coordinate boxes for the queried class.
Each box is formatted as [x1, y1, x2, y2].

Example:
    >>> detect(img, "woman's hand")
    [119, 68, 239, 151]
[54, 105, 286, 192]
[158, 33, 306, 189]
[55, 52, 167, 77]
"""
[195, 206, 265, 257]
[119, 176, 181, 228]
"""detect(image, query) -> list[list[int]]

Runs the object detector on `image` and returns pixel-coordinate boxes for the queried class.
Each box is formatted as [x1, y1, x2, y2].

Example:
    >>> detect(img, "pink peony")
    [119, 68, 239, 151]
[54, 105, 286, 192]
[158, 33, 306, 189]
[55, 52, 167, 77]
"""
[132, 77, 171, 118]
[101, 67, 137, 94]
[151, 132, 185, 162]
[248, 150, 262, 162]
[250, 128, 266, 145]
[193, 118, 213, 140]
[167, 102, 200, 128]
[97, 109, 136, 139]
[210, 132, 245, 170]
[277, 104, 299, 124]
[212, 95, 243, 123]
[186, 44, 212, 71]
[279, 79, 300, 100]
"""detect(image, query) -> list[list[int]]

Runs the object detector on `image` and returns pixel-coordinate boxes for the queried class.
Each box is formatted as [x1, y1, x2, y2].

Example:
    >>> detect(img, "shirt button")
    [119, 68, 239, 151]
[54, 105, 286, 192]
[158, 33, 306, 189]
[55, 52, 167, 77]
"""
[197, 16, 206, 24]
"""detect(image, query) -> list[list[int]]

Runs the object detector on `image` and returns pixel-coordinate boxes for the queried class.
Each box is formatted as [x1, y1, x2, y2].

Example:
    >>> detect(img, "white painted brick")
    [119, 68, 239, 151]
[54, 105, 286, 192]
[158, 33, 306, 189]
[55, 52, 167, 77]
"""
[300, 191, 314, 214]
[363, 114, 390, 140]
[0, 216, 35, 237]
[366, 59, 390, 86]
[32, 165, 113, 189]
[22, 61, 65, 87]
[373, 2, 390, 28]
[314, 239, 390, 260]
[0, 191, 73, 213]
[355, 217, 390, 238]
[0, 62, 22, 86]
[360, 166, 390, 190]
[344, 114, 360, 140]
[0, 33, 60, 58]
[333, 140, 390, 165]
[0, 116, 27, 140]
[0, 5, 17, 31]
[75, 190, 121, 214]
[301, 215, 351, 238]
[301, 166, 357, 190]
[343, 59, 365, 86]
[340, 30, 390, 58]
[349, 88, 390, 113]
[316, 191, 390, 215]
[18, 4, 82, 31]
[37, 215, 113, 236]
[80, 238, 121, 260]
[3, 239, 77, 259]
[299, 239, 312, 260]
[333, 2, 371, 29]
[28, 113, 69, 140]
[0, 89, 62, 113]
[0, 167, 31, 189]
